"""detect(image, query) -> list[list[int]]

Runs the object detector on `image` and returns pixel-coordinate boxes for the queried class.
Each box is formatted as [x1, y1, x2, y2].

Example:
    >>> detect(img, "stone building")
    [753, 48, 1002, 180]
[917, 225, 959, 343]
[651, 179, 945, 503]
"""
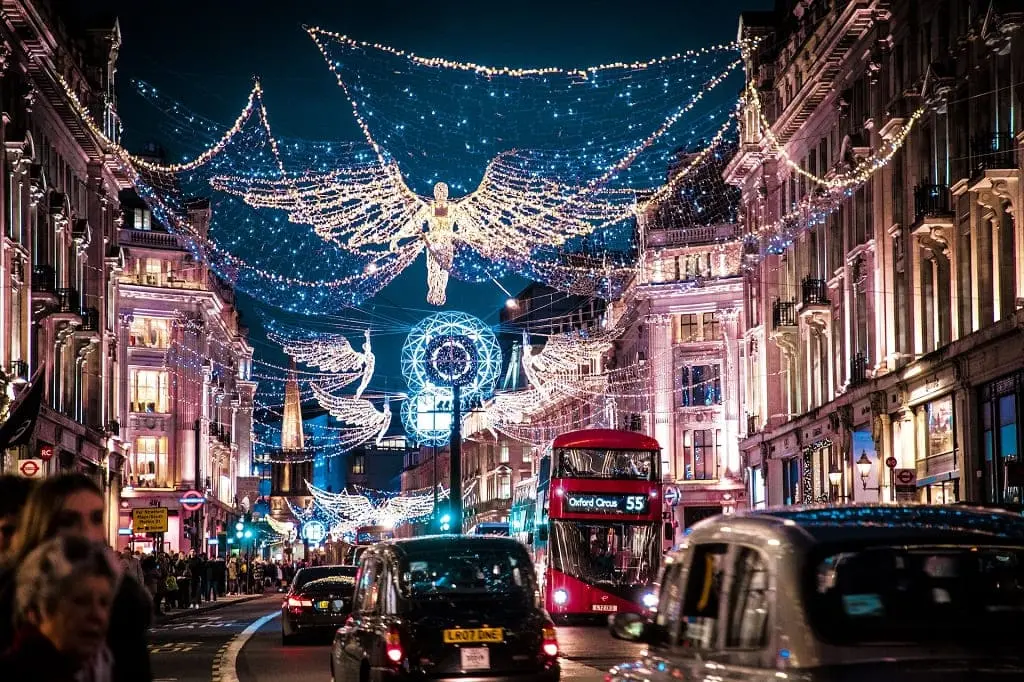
[115, 189, 255, 553]
[727, 0, 1024, 506]
[0, 2, 128, 542]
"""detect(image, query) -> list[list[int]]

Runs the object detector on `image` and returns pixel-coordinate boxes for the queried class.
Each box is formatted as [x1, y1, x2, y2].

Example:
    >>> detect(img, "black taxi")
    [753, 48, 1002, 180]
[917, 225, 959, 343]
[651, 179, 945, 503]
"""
[330, 535, 560, 682]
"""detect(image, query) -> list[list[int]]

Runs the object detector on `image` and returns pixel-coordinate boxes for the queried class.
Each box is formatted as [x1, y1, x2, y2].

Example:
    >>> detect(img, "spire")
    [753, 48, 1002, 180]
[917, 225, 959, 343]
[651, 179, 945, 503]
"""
[281, 359, 305, 451]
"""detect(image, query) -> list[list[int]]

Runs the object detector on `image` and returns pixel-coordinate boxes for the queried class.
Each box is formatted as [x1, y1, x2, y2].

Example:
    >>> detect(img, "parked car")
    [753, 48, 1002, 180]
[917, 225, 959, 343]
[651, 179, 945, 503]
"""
[282, 565, 359, 645]
[608, 505, 1024, 681]
[331, 535, 560, 682]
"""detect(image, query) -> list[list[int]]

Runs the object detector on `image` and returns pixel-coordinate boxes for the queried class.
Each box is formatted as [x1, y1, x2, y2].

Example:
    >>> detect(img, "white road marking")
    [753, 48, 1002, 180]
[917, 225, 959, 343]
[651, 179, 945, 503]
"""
[216, 611, 280, 682]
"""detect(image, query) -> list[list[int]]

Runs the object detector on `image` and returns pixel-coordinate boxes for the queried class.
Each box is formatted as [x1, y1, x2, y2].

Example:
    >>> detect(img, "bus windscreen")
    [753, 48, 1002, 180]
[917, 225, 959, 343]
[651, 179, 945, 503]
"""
[555, 448, 657, 481]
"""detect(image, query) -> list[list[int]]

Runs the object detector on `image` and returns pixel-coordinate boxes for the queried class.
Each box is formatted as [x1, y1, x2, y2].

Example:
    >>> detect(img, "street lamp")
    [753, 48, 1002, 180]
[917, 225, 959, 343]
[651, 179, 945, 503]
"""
[856, 451, 881, 492]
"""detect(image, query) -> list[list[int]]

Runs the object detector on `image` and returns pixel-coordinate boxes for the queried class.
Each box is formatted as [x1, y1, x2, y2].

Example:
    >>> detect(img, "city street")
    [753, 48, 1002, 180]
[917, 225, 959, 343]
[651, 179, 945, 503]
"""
[150, 595, 644, 682]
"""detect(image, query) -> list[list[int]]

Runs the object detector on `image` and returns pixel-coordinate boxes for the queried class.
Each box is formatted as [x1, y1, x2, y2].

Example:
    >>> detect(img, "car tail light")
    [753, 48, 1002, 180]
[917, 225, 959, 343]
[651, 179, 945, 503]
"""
[287, 596, 312, 608]
[385, 626, 403, 663]
[541, 621, 558, 657]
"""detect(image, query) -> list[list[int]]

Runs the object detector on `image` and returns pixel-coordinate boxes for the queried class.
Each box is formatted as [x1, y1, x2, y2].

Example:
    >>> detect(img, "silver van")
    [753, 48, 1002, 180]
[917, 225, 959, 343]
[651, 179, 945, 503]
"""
[608, 505, 1024, 681]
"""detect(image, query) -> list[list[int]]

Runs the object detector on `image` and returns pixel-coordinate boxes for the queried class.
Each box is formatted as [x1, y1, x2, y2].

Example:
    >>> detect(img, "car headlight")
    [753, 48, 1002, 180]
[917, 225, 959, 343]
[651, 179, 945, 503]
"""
[553, 588, 569, 605]
[642, 592, 658, 609]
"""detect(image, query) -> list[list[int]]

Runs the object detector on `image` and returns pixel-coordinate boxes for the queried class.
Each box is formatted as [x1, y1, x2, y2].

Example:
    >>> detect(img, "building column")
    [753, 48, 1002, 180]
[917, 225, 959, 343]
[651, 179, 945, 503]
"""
[719, 308, 741, 475]
[647, 314, 674, 480]
[911, 237, 925, 356]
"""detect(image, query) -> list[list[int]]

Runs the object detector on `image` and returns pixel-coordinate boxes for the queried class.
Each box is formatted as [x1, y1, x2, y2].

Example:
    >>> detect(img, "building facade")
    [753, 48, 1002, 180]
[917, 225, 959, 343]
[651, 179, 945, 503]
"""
[607, 212, 748, 535]
[0, 2, 130, 544]
[461, 408, 533, 532]
[728, 0, 1024, 507]
[116, 191, 255, 553]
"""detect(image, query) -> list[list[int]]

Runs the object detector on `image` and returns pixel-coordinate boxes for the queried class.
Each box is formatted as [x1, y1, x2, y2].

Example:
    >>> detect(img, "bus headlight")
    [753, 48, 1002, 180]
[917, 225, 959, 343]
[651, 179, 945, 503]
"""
[642, 592, 658, 609]
[553, 589, 569, 605]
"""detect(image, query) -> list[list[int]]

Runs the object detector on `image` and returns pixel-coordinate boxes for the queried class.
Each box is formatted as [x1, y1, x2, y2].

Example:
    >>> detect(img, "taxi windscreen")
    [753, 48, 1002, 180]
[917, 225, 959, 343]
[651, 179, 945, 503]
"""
[807, 544, 1024, 644]
[400, 547, 537, 601]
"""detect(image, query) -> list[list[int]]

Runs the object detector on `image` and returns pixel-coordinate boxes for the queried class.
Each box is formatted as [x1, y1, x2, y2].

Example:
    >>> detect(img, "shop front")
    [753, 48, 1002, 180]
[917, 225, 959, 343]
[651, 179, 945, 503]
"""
[979, 371, 1024, 504]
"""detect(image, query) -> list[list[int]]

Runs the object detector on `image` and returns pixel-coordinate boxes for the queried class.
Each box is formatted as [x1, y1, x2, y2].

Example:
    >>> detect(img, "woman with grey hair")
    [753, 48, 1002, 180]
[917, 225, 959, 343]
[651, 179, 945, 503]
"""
[0, 535, 116, 681]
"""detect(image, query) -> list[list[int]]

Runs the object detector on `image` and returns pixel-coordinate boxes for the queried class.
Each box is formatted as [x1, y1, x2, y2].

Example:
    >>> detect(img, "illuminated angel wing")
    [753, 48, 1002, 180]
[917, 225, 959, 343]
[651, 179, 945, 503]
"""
[306, 481, 374, 522]
[310, 383, 392, 446]
[209, 161, 427, 250]
[377, 488, 445, 524]
[272, 331, 366, 373]
[451, 151, 637, 261]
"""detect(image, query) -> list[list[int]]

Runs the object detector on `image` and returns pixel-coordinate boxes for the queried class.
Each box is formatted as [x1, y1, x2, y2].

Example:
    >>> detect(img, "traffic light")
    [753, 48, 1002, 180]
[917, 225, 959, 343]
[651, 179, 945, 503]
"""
[437, 509, 452, 533]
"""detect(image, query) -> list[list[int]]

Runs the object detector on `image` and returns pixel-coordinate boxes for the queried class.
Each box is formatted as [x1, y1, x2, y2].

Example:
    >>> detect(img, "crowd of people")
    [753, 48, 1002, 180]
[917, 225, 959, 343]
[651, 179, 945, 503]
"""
[0, 472, 329, 681]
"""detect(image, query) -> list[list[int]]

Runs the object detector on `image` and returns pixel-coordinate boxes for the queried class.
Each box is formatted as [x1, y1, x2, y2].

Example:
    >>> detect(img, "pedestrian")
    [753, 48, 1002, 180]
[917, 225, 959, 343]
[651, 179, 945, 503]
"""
[0, 535, 117, 682]
[0, 475, 36, 558]
[227, 554, 238, 594]
[211, 555, 226, 597]
[0, 474, 152, 682]
[203, 555, 216, 602]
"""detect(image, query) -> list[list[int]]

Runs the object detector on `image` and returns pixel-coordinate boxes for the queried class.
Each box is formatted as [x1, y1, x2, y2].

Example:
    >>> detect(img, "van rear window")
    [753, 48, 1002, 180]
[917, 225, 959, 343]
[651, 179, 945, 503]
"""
[807, 545, 1024, 644]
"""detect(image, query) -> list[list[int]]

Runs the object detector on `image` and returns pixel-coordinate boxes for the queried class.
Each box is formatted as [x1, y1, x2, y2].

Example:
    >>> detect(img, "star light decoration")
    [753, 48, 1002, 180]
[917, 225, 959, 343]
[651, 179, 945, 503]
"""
[401, 312, 500, 445]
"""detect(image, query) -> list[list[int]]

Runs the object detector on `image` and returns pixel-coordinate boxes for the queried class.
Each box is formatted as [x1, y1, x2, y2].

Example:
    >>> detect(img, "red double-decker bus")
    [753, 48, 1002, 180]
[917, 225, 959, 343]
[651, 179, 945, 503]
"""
[531, 428, 666, 619]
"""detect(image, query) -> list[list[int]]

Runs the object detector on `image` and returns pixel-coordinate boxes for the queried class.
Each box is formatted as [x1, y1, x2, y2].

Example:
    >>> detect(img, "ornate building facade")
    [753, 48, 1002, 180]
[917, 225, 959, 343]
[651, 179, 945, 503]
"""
[115, 190, 255, 553]
[0, 2, 129, 543]
[608, 216, 748, 537]
[728, 0, 1024, 507]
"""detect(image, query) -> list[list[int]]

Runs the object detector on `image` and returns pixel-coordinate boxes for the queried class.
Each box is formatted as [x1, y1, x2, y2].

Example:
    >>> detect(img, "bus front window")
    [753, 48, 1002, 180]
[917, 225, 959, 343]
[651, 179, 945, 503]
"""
[550, 520, 659, 588]
[555, 449, 657, 481]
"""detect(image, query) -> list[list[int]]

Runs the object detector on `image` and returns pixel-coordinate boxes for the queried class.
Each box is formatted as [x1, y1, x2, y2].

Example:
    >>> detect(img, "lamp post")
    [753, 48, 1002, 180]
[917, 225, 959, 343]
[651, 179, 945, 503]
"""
[856, 451, 882, 499]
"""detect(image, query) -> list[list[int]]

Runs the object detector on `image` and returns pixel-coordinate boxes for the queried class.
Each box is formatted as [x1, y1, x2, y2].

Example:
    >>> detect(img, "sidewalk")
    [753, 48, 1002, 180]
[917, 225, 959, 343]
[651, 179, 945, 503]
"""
[154, 593, 266, 623]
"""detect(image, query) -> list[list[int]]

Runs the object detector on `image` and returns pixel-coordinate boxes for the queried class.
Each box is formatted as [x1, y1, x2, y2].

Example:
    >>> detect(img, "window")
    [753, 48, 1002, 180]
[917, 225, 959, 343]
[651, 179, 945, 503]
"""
[555, 448, 657, 481]
[521, 446, 532, 463]
[681, 430, 717, 481]
[681, 543, 728, 649]
[143, 258, 163, 285]
[129, 369, 169, 413]
[499, 443, 510, 464]
[680, 364, 722, 407]
[981, 375, 1022, 504]
[355, 559, 383, 613]
[133, 208, 151, 230]
[497, 473, 511, 500]
[129, 316, 171, 349]
[782, 457, 800, 505]
[132, 436, 168, 488]
[702, 313, 722, 341]
[675, 314, 698, 343]
[725, 547, 770, 649]
[750, 467, 766, 509]
[351, 454, 366, 475]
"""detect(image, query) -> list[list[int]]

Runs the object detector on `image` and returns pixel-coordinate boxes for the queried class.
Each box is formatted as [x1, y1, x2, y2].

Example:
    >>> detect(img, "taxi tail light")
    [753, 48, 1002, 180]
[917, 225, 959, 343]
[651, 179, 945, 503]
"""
[385, 626, 404, 663]
[287, 596, 312, 609]
[541, 621, 558, 658]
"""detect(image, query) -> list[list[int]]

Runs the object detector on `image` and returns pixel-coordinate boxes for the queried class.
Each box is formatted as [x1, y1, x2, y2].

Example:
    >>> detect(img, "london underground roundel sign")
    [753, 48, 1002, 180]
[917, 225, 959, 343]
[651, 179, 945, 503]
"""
[180, 490, 205, 512]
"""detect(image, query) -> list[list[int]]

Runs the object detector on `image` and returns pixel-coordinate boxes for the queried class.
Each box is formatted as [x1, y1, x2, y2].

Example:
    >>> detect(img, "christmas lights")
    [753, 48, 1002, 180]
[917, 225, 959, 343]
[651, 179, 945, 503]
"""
[272, 328, 376, 398]
[309, 383, 392, 447]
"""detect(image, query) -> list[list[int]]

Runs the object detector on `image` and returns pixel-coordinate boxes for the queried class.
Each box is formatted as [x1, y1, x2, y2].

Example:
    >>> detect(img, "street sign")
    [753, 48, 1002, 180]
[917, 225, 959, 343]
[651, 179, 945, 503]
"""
[894, 468, 917, 503]
[885, 456, 898, 469]
[17, 458, 43, 478]
[664, 486, 681, 507]
[39, 445, 54, 462]
[180, 490, 205, 512]
[132, 507, 169, 534]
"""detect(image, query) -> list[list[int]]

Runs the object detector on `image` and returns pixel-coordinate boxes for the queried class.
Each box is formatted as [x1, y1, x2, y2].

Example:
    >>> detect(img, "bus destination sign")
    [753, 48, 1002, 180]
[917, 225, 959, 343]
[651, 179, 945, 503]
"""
[564, 492, 649, 515]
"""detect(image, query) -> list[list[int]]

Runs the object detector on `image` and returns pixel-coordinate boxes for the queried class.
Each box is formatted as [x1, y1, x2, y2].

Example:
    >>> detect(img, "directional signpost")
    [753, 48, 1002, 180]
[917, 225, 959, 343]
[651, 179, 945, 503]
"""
[132, 507, 169, 534]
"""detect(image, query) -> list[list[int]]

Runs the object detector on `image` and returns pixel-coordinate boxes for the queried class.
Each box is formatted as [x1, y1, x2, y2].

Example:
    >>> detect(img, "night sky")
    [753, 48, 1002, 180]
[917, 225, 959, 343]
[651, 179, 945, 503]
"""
[77, 0, 774, 400]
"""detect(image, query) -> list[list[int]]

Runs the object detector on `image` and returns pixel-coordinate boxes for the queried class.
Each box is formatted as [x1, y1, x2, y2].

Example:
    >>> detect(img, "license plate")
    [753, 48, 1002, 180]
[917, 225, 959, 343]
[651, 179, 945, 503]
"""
[317, 600, 329, 610]
[443, 628, 504, 644]
[591, 604, 618, 612]
[460, 647, 490, 671]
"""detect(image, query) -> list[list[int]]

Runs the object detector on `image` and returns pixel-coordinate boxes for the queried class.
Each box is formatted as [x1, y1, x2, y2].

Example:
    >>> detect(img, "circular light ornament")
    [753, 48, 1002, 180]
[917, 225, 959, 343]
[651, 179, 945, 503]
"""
[400, 386, 453, 446]
[425, 334, 478, 387]
[401, 311, 500, 400]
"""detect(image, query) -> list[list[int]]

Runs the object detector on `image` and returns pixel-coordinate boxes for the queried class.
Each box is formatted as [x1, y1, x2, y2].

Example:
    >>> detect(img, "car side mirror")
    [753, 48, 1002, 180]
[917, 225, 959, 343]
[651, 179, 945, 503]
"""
[609, 612, 667, 645]
[537, 524, 548, 542]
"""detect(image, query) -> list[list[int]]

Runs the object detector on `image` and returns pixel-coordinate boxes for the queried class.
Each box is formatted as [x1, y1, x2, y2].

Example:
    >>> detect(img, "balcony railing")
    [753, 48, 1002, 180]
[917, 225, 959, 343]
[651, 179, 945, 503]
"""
[772, 300, 797, 329]
[79, 307, 100, 332]
[31, 265, 56, 293]
[972, 133, 1019, 173]
[913, 183, 952, 221]
[56, 288, 79, 313]
[645, 223, 743, 247]
[801, 277, 829, 306]
[850, 352, 868, 386]
[118, 228, 180, 250]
